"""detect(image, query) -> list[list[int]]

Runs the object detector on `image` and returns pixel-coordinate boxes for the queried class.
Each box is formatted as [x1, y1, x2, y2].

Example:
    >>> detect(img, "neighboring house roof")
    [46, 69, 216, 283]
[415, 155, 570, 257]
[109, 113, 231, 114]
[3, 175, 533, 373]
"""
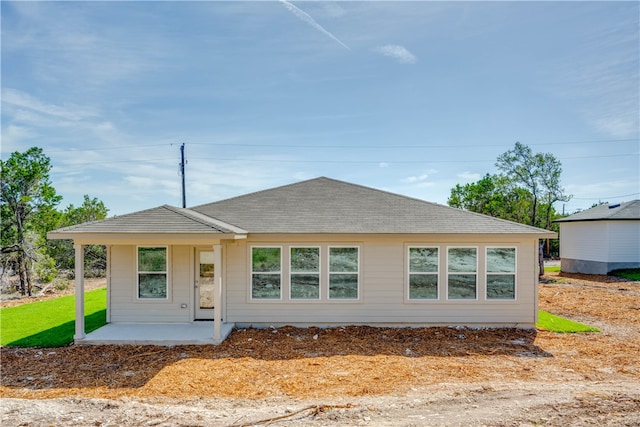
[49, 177, 555, 239]
[49, 205, 247, 237]
[191, 177, 554, 235]
[554, 200, 640, 223]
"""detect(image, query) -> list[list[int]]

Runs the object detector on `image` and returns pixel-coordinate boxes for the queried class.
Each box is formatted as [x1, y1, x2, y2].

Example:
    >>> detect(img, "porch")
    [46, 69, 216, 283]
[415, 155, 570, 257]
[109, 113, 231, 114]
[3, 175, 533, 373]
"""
[77, 322, 235, 346]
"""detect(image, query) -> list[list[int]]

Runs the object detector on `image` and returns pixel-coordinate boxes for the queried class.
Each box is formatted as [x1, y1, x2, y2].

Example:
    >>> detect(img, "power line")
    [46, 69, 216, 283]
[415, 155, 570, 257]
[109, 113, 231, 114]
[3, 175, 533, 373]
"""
[41, 138, 638, 153]
[187, 138, 638, 150]
[50, 152, 637, 169]
[45, 143, 170, 153]
[570, 192, 640, 200]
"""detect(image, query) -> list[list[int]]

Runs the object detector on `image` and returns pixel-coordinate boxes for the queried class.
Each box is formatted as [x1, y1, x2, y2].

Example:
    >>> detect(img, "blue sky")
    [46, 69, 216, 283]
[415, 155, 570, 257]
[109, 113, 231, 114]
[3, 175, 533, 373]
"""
[2, 1, 638, 216]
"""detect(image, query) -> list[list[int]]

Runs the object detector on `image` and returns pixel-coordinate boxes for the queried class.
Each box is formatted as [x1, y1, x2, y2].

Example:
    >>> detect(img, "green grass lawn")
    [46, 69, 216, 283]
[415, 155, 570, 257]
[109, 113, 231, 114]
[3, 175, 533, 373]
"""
[543, 265, 561, 273]
[536, 310, 600, 333]
[610, 269, 640, 281]
[0, 288, 107, 347]
[0, 288, 603, 347]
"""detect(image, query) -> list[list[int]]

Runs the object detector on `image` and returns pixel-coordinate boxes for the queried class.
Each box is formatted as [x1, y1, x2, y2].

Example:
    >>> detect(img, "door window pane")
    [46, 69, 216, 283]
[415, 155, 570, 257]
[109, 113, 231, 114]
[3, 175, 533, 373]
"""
[199, 251, 215, 309]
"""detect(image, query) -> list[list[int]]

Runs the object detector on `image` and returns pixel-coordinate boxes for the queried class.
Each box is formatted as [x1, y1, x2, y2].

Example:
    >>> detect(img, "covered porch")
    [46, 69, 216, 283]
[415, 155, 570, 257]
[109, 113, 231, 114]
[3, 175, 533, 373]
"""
[77, 322, 235, 346]
[71, 241, 232, 346]
[46, 205, 249, 346]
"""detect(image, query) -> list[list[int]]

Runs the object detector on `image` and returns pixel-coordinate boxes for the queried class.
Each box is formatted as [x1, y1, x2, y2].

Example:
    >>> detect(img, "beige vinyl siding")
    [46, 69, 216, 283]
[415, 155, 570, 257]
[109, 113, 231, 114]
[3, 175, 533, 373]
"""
[223, 234, 539, 327]
[109, 245, 193, 323]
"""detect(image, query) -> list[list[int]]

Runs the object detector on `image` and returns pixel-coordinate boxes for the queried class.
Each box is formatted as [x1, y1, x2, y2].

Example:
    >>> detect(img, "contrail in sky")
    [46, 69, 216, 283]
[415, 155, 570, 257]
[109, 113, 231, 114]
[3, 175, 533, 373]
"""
[279, 0, 350, 50]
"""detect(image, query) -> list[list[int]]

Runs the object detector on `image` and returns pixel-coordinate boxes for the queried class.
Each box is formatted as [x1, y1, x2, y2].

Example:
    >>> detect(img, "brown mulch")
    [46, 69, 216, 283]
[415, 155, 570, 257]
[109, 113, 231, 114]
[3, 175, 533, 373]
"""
[1, 273, 639, 401]
[540, 271, 640, 328]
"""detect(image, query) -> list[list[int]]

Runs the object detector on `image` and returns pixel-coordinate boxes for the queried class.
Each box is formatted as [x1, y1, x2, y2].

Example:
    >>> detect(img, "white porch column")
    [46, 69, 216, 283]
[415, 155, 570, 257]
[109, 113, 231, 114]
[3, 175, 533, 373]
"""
[212, 243, 222, 343]
[74, 243, 85, 341]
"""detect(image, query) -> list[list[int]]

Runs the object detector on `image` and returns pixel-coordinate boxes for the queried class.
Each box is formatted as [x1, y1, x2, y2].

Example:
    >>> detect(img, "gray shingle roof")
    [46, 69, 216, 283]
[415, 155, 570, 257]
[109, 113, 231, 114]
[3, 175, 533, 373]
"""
[49, 177, 556, 238]
[49, 205, 246, 235]
[554, 200, 640, 223]
[191, 177, 553, 235]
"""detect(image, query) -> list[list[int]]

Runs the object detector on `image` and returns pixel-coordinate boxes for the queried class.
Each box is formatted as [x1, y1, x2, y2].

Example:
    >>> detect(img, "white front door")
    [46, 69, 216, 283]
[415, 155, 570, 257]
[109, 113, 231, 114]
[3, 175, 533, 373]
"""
[195, 249, 215, 320]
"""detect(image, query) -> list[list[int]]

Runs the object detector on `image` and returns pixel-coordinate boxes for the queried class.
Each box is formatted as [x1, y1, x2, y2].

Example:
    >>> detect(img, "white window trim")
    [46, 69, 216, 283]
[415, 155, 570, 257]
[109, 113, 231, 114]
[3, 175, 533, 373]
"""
[327, 245, 361, 301]
[485, 246, 518, 301]
[136, 245, 170, 301]
[250, 245, 283, 301]
[290, 246, 321, 300]
[406, 246, 440, 301]
[446, 246, 479, 301]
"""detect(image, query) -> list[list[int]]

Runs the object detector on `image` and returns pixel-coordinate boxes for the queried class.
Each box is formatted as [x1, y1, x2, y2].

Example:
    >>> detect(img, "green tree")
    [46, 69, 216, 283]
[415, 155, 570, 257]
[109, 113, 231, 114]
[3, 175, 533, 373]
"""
[1, 147, 62, 295]
[495, 141, 571, 228]
[450, 142, 570, 274]
[48, 195, 109, 273]
[448, 174, 534, 223]
[63, 195, 108, 225]
[496, 142, 571, 274]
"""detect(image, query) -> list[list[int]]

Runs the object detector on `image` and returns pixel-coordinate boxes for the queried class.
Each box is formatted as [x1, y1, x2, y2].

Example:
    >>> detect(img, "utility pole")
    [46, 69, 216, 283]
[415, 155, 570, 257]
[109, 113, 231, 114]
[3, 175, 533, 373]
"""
[180, 143, 186, 208]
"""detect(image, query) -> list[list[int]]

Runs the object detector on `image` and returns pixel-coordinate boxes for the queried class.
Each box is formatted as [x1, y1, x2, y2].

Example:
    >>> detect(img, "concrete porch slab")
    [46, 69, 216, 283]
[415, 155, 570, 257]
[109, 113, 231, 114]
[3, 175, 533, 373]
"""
[77, 322, 235, 346]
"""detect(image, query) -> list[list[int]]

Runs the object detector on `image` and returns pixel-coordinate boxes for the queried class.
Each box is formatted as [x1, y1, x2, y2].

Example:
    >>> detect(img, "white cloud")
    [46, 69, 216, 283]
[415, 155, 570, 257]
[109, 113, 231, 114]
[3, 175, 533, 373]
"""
[548, 14, 638, 139]
[0, 125, 38, 152]
[403, 173, 429, 183]
[2, 88, 100, 121]
[593, 115, 638, 140]
[321, 2, 347, 18]
[457, 171, 481, 182]
[375, 44, 417, 64]
[566, 179, 636, 199]
[279, 0, 350, 50]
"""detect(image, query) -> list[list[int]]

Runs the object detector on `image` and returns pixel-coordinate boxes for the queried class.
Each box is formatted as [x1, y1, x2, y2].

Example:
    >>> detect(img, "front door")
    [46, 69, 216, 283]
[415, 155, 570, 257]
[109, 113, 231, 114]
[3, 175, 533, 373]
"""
[195, 249, 215, 319]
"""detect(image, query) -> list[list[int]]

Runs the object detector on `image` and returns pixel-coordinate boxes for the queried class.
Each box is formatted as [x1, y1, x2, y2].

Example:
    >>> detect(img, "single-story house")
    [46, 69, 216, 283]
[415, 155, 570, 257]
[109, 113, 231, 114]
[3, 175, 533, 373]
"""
[48, 177, 556, 345]
[554, 200, 640, 275]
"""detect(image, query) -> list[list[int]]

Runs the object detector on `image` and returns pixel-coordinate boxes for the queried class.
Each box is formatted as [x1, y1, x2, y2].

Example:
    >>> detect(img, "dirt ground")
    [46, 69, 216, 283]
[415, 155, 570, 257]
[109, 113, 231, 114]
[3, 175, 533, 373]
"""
[0, 277, 106, 308]
[1, 271, 639, 426]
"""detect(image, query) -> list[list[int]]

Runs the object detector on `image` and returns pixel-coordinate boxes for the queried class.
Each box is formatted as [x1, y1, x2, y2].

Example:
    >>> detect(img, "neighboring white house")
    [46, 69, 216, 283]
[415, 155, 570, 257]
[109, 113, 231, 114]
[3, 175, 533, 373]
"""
[554, 200, 640, 275]
[48, 177, 555, 345]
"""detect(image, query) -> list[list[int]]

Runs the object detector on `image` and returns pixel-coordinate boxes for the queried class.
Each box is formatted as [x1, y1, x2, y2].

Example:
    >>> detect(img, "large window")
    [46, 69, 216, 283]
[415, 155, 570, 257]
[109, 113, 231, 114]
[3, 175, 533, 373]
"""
[137, 246, 168, 299]
[486, 247, 516, 299]
[251, 247, 282, 299]
[408, 247, 439, 299]
[329, 247, 359, 299]
[290, 247, 320, 299]
[447, 247, 477, 299]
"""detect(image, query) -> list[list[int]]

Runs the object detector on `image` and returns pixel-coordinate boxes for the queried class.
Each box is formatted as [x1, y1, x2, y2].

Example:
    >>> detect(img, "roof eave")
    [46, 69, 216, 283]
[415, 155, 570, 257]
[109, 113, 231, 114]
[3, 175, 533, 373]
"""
[236, 230, 558, 238]
[47, 231, 247, 244]
[554, 218, 639, 223]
